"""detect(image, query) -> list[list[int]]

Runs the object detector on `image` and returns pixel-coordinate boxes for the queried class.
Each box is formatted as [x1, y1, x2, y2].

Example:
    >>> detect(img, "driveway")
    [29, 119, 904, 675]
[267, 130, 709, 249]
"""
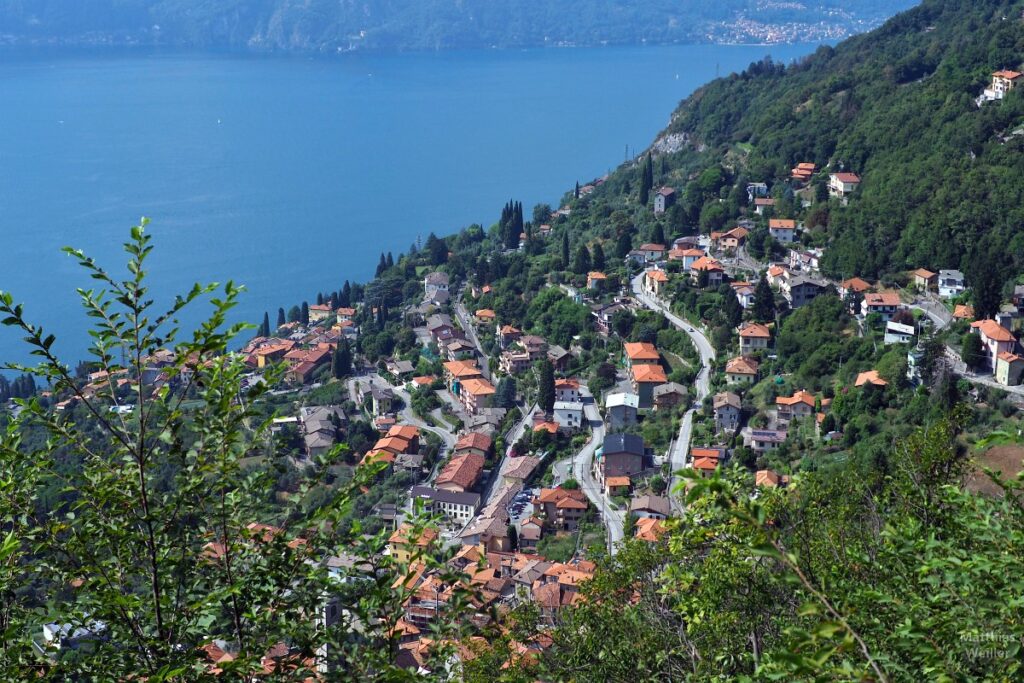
[910, 295, 953, 330]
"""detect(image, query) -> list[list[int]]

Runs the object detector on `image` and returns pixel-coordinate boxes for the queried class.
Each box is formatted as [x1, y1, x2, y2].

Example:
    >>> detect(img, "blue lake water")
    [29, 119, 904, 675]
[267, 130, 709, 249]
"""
[0, 44, 815, 365]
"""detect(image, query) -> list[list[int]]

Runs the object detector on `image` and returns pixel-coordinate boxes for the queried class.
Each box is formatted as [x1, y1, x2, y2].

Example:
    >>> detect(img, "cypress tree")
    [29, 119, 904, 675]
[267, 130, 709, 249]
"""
[752, 277, 775, 323]
[495, 377, 517, 409]
[332, 346, 345, 379]
[651, 223, 665, 246]
[616, 231, 633, 258]
[537, 360, 556, 415]
[341, 281, 351, 307]
[592, 241, 606, 271]
[316, 293, 324, 306]
[639, 154, 654, 206]
[561, 233, 570, 269]
[697, 268, 710, 289]
[338, 339, 353, 377]
[300, 302, 310, 326]
[261, 312, 270, 337]
[572, 244, 592, 274]
[574, 181, 580, 199]
[426, 233, 447, 265]
[277, 308, 286, 329]
[961, 332, 985, 369]
[721, 287, 743, 328]
[376, 253, 387, 277]
[386, 252, 394, 268]
[971, 252, 1003, 320]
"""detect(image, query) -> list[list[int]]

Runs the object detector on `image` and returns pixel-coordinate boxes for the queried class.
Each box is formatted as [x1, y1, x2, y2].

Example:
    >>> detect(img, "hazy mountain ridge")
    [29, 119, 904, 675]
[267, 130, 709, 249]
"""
[0, 0, 919, 51]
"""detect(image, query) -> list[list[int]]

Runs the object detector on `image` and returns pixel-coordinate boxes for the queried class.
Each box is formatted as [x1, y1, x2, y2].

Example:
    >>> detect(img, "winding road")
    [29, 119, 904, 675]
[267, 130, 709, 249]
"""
[631, 272, 717, 511]
[571, 387, 623, 552]
[350, 374, 458, 481]
[454, 294, 492, 382]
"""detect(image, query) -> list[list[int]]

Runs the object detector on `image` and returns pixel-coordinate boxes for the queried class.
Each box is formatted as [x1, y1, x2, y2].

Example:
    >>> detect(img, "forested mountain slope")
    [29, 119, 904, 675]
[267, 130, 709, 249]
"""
[0, 0, 917, 51]
[657, 0, 1024, 285]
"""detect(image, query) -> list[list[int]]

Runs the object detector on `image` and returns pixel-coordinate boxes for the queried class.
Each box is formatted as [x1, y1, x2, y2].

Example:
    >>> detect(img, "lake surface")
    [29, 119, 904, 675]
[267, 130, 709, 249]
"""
[0, 43, 815, 364]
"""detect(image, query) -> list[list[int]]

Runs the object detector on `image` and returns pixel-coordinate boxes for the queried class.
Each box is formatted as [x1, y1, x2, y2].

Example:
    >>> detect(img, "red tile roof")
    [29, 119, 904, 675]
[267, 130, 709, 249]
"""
[536, 488, 587, 505]
[971, 319, 1016, 343]
[461, 378, 496, 396]
[863, 292, 901, 307]
[455, 432, 493, 453]
[690, 256, 724, 272]
[533, 421, 559, 434]
[854, 370, 888, 387]
[373, 436, 411, 454]
[739, 322, 771, 338]
[755, 470, 781, 488]
[840, 277, 872, 293]
[635, 517, 666, 542]
[776, 390, 817, 408]
[389, 523, 438, 547]
[726, 356, 759, 375]
[435, 453, 485, 490]
[624, 342, 660, 362]
[444, 360, 482, 379]
[693, 456, 719, 471]
[952, 304, 975, 320]
[388, 425, 420, 441]
[632, 364, 668, 384]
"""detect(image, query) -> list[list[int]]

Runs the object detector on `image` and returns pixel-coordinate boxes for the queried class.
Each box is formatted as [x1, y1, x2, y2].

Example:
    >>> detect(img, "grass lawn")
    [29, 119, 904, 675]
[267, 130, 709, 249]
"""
[536, 532, 576, 563]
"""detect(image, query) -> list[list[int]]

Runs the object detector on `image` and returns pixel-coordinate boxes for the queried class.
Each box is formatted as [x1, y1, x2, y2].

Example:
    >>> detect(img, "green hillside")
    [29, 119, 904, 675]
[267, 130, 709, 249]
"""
[656, 0, 1024, 287]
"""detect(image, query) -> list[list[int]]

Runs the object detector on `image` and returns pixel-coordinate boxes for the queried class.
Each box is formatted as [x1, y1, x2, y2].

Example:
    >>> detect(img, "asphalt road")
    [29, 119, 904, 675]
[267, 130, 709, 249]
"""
[572, 387, 623, 551]
[454, 294, 491, 382]
[349, 373, 458, 484]
[631, 272, 716, 510]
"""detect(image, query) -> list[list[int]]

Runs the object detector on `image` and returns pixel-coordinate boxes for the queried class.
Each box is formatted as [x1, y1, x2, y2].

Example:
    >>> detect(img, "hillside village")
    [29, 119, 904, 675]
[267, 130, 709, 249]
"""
[10, 1, 1024, 675]
[34, 67, 1024, 667]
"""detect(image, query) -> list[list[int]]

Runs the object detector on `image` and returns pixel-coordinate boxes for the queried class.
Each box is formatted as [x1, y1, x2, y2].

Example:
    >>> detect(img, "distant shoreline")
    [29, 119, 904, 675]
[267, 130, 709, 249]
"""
[0, 38, 830, 61]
